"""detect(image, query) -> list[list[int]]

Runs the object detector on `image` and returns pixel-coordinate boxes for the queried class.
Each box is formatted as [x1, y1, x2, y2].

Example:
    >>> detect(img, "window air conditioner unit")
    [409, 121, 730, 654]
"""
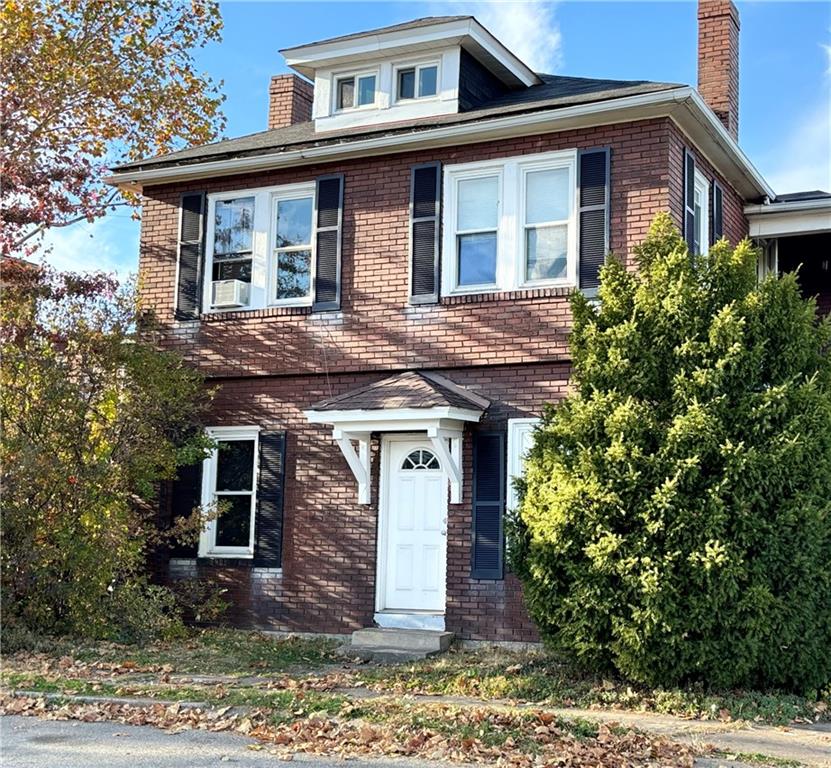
[212, 279, 249, 308]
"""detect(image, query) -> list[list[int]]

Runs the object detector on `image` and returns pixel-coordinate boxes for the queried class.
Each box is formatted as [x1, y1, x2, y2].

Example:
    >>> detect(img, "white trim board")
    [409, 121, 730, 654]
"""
[280, 17, 540, 88]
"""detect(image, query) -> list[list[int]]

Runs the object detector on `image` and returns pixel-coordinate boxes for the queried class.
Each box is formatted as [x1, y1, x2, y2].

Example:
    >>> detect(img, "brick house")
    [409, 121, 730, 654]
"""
[107, 1, 830, 642]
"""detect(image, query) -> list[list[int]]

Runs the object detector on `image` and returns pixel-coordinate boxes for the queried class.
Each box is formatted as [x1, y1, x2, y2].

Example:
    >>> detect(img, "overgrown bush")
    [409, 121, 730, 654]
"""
[169, 578, 230, 625]
[0, 262, 215, 644]
[511, 213, 831, 693]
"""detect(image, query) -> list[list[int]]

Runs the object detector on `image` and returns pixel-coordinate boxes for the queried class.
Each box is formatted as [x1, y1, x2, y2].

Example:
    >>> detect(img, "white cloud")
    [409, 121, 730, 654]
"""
[38, 214, 140, 279]
[431, 1, 562, 73]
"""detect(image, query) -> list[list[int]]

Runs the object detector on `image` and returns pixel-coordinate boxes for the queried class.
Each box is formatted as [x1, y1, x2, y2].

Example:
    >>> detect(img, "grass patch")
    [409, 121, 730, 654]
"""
[354, 646, 829, 725]
[4, 630, 827, 727]
[5, 629, 338, 676]
[75, 629, 338, 674]
[713, 752, 803, 768]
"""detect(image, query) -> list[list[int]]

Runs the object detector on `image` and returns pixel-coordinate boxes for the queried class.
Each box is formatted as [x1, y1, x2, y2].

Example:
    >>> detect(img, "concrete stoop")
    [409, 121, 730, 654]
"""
[337, 627, 454, 662]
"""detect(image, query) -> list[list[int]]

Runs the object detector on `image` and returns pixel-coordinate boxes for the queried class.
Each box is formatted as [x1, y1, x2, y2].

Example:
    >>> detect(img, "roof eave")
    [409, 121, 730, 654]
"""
[280, 17, 540, 87]
[105, 87, 773, 200]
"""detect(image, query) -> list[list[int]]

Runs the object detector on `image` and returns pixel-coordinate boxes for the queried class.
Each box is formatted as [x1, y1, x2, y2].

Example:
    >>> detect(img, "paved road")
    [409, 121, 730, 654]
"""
[0, 716, 448, 768]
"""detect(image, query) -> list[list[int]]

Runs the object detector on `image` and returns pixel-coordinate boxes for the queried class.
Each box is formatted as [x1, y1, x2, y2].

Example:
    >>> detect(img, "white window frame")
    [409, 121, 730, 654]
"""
[507, 418, 540, 513]
[393, 58, 441, 103]
[447, 166, 503, 292]
[204, 182, 316, 312]
[270, 182, 316, 307]
[333, 68, 379, 112]
[199, 426, 260, 558]
[693, 168, 710, 256]
[206, 193, 257, 307]
[519, 160, 577, 288]
[442, 149, 578, 296]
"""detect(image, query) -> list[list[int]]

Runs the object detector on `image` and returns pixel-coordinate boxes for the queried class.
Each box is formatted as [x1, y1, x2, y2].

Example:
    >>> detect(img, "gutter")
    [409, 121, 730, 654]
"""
[744, 198, 831, 215]
[105, 87, 774, 200]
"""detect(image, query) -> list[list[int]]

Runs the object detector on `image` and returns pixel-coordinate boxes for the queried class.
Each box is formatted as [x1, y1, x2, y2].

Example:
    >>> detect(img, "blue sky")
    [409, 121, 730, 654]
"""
[43, 0, 831, 276]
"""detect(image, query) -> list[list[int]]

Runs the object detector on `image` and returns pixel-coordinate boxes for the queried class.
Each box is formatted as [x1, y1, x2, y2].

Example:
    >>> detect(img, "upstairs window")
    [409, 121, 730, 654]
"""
[205, 182, 317, 310]
[212, 197, 255, 285]
[523, 167, 570, 283]
[335, 71, 377, 110]
[396, 62, 439, 101]
[443, 150, 577, 295]
[455, 175, 499, 288]
[273, 193, 314, 302]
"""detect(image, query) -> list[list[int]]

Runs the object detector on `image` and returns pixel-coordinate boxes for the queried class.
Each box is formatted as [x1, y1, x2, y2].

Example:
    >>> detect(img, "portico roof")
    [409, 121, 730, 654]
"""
[308, 370, 490, 413]
[304, 371, 488, 505]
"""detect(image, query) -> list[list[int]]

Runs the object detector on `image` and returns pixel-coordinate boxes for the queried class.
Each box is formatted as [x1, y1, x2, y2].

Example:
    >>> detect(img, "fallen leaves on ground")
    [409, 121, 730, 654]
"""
[0, 693, 694, 767]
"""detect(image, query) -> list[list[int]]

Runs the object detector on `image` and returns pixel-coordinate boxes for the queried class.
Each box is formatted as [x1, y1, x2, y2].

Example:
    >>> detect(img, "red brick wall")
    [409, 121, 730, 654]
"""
[141, 118, 679, 379]
[667, 121, 748, 246]
[698, 0, 740, 139]
[162, 362, 569, 641]
[268, 74, 313, 130]
[142, 116, 750, 640]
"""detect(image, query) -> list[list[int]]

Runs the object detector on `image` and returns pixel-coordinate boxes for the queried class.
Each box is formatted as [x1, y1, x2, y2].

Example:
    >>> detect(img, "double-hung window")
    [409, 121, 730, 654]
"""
[692, 168, 709, 256]
[212, 197, 255, 284]
[443, 149, 577, 295]
[273, 191, 314, 302]
[205, 182, 316, 311]
[200, 427, 259, 558]
[523, 167, 570, 283]
[456, 174, 500, 288]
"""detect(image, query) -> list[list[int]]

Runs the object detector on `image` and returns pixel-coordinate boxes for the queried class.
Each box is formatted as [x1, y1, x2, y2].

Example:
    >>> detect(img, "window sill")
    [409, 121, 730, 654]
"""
[440, 285, 575, 305]
[200, 305, 315, 322]
[196, 556, 260, 568]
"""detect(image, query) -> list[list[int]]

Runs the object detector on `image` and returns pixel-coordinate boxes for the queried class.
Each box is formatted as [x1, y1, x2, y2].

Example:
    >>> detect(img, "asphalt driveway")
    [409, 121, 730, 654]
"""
[0, 716, 448, 768]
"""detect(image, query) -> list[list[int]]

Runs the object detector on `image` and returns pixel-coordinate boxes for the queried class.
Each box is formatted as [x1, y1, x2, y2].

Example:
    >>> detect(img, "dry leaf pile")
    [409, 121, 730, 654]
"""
[1, 693, 695, 767]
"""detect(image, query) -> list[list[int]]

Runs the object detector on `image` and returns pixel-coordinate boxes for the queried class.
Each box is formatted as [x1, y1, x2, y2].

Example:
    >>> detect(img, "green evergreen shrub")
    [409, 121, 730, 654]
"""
[510, 213, 831, 692]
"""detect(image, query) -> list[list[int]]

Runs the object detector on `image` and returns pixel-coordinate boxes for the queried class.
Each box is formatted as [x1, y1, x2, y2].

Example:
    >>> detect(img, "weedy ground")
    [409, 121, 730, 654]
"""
[2, 629, 828, 767]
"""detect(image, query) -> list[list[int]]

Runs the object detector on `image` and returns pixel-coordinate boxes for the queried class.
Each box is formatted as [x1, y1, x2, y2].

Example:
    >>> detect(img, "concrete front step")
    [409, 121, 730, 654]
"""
[337, 627, 455, 662]
[351, 627, 454, 653]
[335, 645, 431, 663]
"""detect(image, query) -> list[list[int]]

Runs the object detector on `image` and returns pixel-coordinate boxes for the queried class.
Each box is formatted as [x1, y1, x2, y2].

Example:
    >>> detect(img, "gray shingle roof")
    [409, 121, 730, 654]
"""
[114, 73, 683, 174]
[309, 371, 489, 412]
[279, 16, 472, 52]
[775, 190, 831, 202]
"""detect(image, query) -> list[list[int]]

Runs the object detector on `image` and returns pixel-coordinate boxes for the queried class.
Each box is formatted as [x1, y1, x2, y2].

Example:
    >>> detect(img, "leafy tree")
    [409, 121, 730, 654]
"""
[0, 260, 214, 642]
[0, 0, 225, 255]
[511, 214, 831, 693]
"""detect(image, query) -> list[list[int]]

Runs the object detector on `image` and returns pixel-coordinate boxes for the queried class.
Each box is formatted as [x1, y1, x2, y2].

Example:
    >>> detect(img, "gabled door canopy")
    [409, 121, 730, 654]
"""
[304, 371, 489, 504]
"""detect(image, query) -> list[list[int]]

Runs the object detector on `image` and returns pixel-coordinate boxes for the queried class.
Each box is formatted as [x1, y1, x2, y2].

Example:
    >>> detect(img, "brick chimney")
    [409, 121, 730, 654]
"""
[698, 0, 740, 139]
[268, 74, 313, 130]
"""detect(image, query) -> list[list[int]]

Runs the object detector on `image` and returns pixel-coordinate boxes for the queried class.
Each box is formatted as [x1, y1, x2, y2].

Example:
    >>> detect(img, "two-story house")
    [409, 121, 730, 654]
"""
[107, 0, 831, 644]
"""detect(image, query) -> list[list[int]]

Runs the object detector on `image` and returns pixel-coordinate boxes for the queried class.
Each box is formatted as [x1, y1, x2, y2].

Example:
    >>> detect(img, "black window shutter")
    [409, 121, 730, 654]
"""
[471, 431, 505, 580]
[577, 148, 610, 291]
[711, 180, 724, 244]
[167, 461, 203, 558]
[313, 175, 344, 311]
[254, 431, 287, 568]
[684, 149, 697, 254]
[176, 192, 205, 320]
[409, 162, 441, 304]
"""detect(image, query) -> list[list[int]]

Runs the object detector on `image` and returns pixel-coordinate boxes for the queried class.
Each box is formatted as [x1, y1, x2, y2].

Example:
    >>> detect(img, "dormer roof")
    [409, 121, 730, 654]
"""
[280, 15, 541, 88]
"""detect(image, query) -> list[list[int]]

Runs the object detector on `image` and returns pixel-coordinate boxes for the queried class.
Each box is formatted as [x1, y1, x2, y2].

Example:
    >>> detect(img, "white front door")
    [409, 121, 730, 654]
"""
[380, 437, 447, 613]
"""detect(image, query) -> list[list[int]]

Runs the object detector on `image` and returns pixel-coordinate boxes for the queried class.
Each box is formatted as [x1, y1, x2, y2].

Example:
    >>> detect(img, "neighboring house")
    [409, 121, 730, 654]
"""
[107, 0, 831, 642]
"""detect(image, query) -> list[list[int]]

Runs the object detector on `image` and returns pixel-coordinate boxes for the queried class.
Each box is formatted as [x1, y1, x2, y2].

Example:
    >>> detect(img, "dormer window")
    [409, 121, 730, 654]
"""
[396, 62, 439, 101]
[335, 71, 377, 111]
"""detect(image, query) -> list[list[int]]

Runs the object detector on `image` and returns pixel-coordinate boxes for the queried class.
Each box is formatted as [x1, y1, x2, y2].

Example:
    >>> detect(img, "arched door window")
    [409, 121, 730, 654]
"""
[401, 449, 440, 471]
